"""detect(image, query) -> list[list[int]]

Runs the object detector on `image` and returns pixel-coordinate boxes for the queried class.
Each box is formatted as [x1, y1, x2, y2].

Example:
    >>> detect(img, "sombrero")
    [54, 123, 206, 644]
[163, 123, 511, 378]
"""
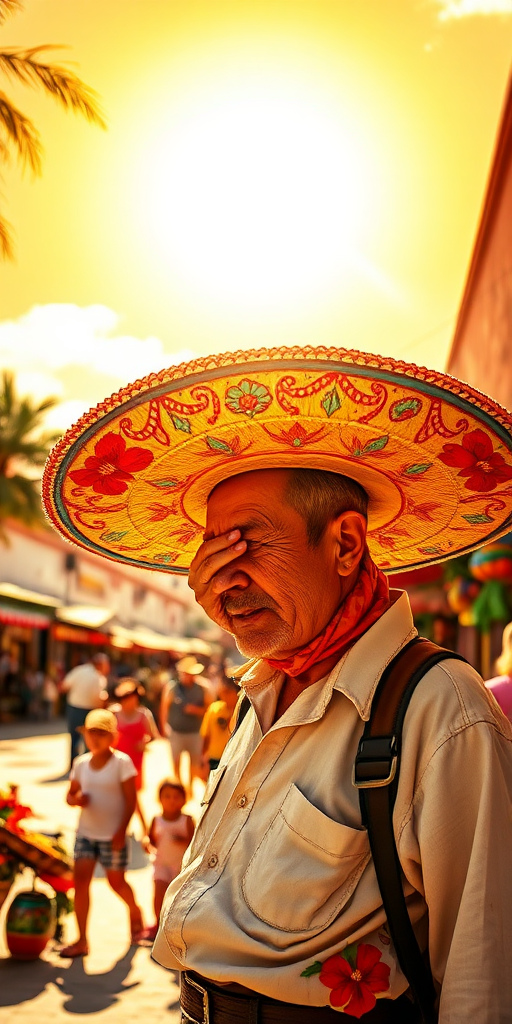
[42, 345, 512, 575]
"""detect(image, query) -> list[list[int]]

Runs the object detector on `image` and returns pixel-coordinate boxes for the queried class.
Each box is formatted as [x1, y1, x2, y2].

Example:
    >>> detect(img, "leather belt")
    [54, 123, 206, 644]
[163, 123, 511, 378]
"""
[181, 972, 420, 1023]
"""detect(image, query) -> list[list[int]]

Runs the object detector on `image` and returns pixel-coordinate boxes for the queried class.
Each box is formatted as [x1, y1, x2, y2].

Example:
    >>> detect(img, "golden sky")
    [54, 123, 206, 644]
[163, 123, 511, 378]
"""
[0, 0, 511, 431]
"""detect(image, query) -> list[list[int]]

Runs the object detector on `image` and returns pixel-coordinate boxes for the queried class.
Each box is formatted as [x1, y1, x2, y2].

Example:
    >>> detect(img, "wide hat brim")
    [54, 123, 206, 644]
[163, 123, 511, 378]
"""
[42, 345, 512, 574]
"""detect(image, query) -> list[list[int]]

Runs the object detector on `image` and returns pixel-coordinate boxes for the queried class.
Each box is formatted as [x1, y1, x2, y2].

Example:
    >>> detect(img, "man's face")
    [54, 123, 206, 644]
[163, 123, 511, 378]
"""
[204, 469, 349, 659]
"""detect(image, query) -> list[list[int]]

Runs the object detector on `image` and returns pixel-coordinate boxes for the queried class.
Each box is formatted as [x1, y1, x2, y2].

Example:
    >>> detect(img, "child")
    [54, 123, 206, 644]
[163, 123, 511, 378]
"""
[200, 676, 240, 773]
[61, 708, 147, 957]
[144, 779, 194, 941]
[112, 678, 159, 833]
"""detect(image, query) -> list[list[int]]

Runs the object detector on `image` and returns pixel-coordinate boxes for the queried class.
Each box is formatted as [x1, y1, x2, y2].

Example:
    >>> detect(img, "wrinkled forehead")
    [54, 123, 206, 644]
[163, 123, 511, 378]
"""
[205, 468, 292, 529]
[207, 467, 292, 507]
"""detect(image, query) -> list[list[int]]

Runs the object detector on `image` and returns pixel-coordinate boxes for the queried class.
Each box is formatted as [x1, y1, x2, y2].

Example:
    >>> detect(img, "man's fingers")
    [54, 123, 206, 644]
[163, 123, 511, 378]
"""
[192, 529, 241, 566]
[190, 535, 247, 587]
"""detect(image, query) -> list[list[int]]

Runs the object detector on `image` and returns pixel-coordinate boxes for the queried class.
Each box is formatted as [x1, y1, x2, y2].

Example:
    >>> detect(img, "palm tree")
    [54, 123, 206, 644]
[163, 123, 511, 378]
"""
[0, 370, 60, 536]
[0, 0, 106, 257]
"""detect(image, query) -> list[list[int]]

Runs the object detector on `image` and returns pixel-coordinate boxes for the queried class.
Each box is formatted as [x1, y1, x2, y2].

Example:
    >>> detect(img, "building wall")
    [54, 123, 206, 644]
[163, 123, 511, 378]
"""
[1, 521, 191, 636]
[448, 75, 512, 411]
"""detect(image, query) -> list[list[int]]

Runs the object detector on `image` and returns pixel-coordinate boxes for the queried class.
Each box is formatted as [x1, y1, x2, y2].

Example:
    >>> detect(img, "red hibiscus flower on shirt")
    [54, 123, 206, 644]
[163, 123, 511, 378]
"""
[69, 432, 154, 495]
[438, 428, 512, 492]
[319, 944, 391, 1018]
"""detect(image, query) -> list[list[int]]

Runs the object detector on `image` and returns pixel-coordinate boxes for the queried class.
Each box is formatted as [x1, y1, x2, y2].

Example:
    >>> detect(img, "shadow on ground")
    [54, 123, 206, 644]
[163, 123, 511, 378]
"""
[0, 945, 139, 1013]
[0, 719, 67, 742]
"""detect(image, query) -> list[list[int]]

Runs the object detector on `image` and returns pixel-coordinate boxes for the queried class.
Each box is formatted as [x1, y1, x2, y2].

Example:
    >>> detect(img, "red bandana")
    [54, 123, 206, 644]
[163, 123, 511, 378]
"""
[265, 549, 390, 678]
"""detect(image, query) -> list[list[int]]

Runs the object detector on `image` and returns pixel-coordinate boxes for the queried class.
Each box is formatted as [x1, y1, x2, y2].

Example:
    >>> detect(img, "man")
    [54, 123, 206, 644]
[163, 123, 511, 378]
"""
[42, 346, 512, 1020]
[61, 652, 110, 770]
[159, 655, 212, 791]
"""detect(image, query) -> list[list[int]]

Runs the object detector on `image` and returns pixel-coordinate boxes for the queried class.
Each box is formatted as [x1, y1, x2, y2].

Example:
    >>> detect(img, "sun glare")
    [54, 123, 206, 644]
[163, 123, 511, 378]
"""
[131, 70, 383, 318]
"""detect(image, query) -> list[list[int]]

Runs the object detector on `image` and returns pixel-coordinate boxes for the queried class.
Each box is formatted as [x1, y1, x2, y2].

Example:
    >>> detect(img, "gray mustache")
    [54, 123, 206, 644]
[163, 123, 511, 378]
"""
[224, 594, 275, 614]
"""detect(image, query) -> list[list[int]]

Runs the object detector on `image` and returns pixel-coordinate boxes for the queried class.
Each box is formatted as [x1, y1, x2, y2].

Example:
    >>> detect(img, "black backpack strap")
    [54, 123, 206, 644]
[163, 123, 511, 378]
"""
[354, 638, 467, 1024]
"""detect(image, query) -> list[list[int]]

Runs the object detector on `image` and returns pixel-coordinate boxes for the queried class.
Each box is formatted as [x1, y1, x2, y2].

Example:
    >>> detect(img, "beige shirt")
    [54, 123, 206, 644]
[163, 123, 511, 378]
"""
[61, 662, 106, 709]
[153, 591, 512, 1021]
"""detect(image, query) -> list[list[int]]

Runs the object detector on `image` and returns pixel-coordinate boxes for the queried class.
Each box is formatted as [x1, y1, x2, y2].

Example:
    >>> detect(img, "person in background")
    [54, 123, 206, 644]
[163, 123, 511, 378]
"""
[200, 676, 240, 773]
[159, 655, 212, 792]
[41, 672, 59, 720]
[485, 621, 512, 720]
[61, 653, 110, 771]
[144, 660, 170, 722]
[143, 779, 195, 942]
[111, 678, 159, 833]
[61, 708, 147, 958]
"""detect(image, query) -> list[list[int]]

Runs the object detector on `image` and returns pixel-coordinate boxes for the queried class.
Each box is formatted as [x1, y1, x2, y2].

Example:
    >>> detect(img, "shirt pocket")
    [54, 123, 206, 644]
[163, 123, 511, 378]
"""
[242, 782, 370, 933]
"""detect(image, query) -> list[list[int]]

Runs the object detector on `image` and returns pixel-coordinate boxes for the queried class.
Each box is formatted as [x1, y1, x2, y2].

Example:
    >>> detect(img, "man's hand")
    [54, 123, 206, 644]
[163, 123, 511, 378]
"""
[73, 789, 89, 807]
[188, 529, 247, 628]
[111, 828, 126, 851]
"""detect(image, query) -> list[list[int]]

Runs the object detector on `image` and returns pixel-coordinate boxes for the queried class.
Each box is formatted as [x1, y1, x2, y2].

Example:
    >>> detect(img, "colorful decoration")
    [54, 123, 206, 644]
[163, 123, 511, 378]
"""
[42, 346, 512, 575]
[446, 576, 481, 619]
[0, 784, 32, 829]
[0, 784, 73, 882]
[0, 784, 74, 958]
[6, 889, 56, 960]
[301, 942, 391, 1018]
[469, 532, 512, 582]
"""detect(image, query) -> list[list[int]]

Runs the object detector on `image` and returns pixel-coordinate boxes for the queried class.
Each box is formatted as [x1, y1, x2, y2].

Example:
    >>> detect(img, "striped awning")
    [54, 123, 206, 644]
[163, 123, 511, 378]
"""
[0, 604, 51, 629]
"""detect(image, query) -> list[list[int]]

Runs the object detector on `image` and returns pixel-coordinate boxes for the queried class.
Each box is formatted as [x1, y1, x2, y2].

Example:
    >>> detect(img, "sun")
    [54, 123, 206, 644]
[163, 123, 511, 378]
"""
[130, 68, 383, 319]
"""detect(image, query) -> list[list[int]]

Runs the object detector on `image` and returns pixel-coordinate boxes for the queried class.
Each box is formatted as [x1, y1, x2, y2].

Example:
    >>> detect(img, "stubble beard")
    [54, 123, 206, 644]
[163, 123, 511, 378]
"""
[232, 619, 296, 659]
[224, 593, 295, 659]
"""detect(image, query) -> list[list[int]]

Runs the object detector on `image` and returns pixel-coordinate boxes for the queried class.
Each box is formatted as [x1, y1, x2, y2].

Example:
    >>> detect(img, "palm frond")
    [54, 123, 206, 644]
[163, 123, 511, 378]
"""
[0, 210, 14, 258]
[0, 0, 23, 24]
[0, 47, 107, 128]
[0, 90, 42, 172]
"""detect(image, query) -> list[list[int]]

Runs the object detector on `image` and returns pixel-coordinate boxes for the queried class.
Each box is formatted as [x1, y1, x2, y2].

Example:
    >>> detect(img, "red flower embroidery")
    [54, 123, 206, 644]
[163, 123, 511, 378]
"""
[320, 944, 391, 1018]
[439, 428, 512, 492]
[70, 432, 154, 496]
[263, 422, 328, 448]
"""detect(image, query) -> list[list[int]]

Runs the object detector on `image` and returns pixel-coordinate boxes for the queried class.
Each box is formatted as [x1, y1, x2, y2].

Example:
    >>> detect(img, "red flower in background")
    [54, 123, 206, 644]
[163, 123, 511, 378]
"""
[320, 944, 391, 1018]
[70, 432, 154, 495]
[439, 428, 512, 492]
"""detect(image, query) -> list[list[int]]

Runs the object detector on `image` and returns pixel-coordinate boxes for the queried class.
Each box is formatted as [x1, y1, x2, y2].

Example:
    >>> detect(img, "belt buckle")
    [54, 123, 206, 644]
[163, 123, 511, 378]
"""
[182, 973, 210, 1024]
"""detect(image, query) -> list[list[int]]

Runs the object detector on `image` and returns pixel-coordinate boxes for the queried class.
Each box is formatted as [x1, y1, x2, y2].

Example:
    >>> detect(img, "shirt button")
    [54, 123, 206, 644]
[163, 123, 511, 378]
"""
[207, 854, 218, 868]
[237, 794, 248, 808]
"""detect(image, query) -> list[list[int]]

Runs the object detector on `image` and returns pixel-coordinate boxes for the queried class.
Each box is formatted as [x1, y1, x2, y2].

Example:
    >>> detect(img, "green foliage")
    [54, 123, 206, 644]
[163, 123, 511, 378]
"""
[0, 0, 106, 257]
[472, 580, 511, 634]
[300, 960, 322, 977]
[442, 554, 472, 583]
[0, 370, 60, 537]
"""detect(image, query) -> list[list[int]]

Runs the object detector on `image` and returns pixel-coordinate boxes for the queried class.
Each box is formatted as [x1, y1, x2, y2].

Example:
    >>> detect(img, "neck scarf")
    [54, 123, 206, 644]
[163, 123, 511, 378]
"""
[265, 548, 389, 678]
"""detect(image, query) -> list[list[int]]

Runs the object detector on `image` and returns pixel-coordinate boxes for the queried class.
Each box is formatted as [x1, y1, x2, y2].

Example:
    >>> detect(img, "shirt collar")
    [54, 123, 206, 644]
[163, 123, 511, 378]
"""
[239, 590, 416, 730]
[331, 590, 417, 720]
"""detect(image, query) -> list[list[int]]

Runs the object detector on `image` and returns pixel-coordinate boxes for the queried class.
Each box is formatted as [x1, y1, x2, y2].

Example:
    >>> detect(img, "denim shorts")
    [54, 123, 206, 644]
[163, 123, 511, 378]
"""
[74, 834, 128, 871]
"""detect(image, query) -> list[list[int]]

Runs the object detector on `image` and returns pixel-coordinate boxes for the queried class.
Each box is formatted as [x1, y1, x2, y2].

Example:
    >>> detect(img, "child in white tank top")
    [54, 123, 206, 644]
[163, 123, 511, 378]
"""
[144, 779, 194, 940]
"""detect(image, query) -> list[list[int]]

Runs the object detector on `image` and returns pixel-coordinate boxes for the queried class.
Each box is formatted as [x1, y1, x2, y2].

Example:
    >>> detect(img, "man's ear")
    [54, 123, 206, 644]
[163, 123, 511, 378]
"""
[331, 511, 367, 578]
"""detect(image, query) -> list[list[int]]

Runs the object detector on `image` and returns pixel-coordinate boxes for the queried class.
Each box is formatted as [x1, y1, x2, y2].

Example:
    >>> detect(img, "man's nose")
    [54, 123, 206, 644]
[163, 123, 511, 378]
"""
[212, 566, 251, 595]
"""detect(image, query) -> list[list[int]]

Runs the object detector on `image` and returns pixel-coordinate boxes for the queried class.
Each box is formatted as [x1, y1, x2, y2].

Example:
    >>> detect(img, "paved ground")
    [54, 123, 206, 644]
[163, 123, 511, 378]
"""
[0, 719, 185, 1022]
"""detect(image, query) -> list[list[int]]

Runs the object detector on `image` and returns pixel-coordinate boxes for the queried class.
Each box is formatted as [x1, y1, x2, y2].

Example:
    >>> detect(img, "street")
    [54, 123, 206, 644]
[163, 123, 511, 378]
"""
[0, 720, 182, 1022]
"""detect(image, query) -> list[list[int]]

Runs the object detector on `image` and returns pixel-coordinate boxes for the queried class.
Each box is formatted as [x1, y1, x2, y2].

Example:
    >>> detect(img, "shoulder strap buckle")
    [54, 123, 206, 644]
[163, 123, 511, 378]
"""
[353, 735, 398, 789]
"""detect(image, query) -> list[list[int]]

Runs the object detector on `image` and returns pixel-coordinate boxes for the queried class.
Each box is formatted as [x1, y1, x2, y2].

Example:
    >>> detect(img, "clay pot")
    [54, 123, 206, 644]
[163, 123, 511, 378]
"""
[6, 890, 56, 960]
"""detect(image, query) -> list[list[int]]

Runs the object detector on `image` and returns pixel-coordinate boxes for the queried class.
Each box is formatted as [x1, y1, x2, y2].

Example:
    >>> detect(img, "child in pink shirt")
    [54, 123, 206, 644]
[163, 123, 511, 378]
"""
[112, 678, 159, 832]
[144, 779, 194, 940]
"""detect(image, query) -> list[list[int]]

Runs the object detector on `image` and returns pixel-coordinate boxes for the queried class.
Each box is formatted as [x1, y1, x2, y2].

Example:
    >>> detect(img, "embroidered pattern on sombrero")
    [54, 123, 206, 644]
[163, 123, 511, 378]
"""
[42, 345, 512, 574]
